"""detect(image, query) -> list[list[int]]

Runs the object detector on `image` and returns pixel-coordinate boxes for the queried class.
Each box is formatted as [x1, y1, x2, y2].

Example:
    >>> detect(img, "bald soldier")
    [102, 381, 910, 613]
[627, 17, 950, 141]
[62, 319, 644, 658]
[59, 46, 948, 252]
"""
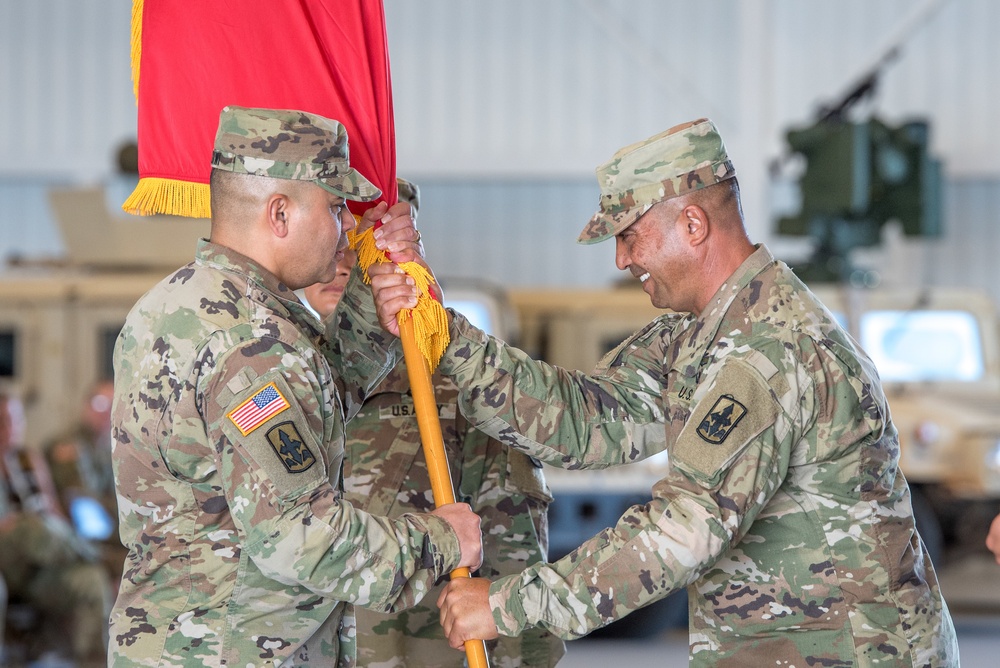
[369, 119, 959, 666]
[110, 106, 482, 667]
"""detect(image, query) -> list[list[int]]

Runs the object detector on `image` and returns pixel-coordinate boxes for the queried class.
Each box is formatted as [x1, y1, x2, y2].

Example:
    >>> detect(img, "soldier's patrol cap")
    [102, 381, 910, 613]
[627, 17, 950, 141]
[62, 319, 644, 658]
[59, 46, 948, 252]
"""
[211, 105, 381, 202]
[578, 118, 737, 245]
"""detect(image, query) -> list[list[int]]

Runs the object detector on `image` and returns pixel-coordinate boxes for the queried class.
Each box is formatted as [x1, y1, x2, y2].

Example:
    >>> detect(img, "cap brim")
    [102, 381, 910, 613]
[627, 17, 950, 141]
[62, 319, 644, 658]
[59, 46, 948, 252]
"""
[577, 203, 653, 245]
[317, 169, 382, 202]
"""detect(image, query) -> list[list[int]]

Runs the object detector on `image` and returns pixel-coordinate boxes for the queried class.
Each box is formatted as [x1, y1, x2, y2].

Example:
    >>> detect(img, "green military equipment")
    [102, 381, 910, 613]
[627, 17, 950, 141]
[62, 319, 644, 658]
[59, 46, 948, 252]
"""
[777, 117, 942, 282]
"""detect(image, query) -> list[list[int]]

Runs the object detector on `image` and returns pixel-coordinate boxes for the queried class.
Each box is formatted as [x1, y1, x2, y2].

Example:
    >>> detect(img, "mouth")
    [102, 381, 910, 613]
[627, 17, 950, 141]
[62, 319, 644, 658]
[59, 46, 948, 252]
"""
[638, 272, 650, 283]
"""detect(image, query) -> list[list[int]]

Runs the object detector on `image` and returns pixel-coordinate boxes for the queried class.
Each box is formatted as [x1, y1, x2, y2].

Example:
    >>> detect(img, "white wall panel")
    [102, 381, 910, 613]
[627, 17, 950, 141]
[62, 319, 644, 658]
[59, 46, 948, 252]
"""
[0, 0, 136, 180]
[386, 0, 742, 179]
[2, 0, 995, 181]
[0, 0, 999, 294]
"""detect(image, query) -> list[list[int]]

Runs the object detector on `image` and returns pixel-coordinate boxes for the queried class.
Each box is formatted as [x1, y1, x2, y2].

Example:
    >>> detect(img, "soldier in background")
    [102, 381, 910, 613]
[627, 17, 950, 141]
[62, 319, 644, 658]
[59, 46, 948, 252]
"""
[0, 388, 112, 666]
[47, 380, 116, 508]
[45, 379, 127, 585]
[301, 178, 564, 667]
[110, 106, 483, 667]
[369, 119, 960, 666]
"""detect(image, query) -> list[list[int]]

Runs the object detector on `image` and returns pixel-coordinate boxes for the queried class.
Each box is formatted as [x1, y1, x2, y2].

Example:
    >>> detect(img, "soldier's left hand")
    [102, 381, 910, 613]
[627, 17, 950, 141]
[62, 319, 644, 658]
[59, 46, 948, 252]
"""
[437, 577, 499, 649]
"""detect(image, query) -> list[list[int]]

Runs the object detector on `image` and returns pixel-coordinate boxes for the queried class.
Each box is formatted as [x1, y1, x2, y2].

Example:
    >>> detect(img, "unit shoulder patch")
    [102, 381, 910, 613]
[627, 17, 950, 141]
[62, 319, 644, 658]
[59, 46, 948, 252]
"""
[265, 421, 316, 473]
[696, 395, 747, 444]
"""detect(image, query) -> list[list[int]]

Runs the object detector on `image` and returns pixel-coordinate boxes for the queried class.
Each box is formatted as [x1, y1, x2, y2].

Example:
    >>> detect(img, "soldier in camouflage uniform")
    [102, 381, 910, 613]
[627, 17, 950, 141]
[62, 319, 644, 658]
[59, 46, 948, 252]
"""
[110, 106, 483, 667]
[301, 178, 565, 667]
[0, 389, 112, 666]
[45, 379, 128, 585]
[370, 119, 961, 666]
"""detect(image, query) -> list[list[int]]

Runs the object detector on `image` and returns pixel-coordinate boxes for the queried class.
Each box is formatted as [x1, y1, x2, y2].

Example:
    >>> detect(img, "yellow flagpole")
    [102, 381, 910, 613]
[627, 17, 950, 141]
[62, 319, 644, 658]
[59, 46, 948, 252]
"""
[353, 224, 490, 668]
[399, 316, 491, 668]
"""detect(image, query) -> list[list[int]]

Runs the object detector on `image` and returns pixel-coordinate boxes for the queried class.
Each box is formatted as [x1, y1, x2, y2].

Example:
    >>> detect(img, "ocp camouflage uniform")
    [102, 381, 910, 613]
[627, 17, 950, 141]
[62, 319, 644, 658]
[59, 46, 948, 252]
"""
[432, 245, 959, 666]
[414, 117, 959, 666]
[46, 423, 128, 584]
[113, 105, 472, 667]
[341, 363, 565, 667]
[111, 240, 467, 667]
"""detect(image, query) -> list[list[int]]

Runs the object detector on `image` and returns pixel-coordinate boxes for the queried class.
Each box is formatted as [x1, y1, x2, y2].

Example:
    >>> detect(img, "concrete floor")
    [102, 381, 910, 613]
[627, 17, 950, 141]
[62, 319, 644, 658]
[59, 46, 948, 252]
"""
[559, 554, 1000, 667]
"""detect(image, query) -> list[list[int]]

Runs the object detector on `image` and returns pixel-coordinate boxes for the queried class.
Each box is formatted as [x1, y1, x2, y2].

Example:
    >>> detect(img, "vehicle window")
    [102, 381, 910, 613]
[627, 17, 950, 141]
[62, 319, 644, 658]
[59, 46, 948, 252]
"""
[444, 297, 498, 336]
[860, 310, 984, 382]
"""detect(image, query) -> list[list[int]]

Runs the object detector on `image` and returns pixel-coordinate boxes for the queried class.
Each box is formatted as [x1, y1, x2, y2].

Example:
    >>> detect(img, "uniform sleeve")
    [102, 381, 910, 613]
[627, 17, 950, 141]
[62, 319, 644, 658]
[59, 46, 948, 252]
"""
[459, 424, 566, 666]
[201, 335, 461, 613]
[324, 266, 402, 421]
[438, 311, 685, 469]
[486, 345, 813, 639]
[460, 428, 551, 577]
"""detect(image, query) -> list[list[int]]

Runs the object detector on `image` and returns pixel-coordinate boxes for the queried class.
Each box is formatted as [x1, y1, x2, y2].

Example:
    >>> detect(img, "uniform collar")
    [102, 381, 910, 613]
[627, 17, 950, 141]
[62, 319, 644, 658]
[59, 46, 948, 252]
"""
[194, 239, 324, 337]
[672, 244, 775, 372]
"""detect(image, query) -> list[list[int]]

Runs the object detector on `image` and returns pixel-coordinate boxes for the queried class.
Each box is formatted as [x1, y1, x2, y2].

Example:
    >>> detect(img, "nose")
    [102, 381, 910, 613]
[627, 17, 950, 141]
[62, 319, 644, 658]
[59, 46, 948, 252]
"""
[336, 209, 356, 251]
[341, 208, 357, 234]
[614, 236, 630, 271]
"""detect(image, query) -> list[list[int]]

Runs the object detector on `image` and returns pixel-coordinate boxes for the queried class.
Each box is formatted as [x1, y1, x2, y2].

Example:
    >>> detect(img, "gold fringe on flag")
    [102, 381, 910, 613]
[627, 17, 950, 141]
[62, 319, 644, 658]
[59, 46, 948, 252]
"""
[349, 225, 450, 370]
[122, 177, 213, 218]
[127, 0, 212, 219]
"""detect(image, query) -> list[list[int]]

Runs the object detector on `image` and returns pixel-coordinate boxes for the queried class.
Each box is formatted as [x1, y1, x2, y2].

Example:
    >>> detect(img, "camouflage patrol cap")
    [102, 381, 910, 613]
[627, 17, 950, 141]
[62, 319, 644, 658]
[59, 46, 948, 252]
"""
[211, 105, 381, 202]
[578, 118, 736, 244]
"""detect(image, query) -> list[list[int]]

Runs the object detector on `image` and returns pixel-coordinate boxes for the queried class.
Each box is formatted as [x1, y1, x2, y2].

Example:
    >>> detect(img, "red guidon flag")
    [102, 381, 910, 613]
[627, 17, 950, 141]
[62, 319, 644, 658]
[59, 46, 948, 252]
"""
[125, 0, 397, 218]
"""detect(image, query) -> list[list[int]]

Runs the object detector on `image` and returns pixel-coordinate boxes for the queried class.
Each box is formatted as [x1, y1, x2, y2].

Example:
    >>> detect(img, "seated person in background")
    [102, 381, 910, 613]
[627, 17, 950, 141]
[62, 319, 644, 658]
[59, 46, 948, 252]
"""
[300, 178, 564, 667]
[0, 388, 113, 666]
[45, 379, 126, 585]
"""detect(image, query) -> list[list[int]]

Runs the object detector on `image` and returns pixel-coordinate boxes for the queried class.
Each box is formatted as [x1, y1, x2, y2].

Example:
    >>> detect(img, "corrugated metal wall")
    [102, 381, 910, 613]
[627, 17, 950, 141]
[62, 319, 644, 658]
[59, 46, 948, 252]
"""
[1, 0, 998, 295]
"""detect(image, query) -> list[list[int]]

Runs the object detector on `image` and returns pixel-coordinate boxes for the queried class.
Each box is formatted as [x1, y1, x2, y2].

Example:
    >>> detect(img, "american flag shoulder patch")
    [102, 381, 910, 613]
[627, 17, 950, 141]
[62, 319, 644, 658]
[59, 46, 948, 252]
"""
[228, 381, 291, 436]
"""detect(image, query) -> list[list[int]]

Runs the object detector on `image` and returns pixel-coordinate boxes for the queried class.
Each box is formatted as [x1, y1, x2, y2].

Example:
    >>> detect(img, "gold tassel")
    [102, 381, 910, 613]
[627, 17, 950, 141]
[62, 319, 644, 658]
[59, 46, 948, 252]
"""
[129, 1, 213, 220]
[130, 0, 143, 103]
[122, 177, 213, 218]
[350, 225, 450, 370]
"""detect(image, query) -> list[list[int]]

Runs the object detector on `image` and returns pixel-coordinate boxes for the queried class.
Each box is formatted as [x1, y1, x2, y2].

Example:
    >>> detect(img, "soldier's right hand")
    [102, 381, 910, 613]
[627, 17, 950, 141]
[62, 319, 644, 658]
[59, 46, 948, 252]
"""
[369, 261, 423, 337]
[432, 502, 483, 570]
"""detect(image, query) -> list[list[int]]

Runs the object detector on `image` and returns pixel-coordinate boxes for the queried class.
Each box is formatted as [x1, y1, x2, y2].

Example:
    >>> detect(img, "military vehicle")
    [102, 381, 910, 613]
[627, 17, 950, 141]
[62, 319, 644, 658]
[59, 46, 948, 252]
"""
[0, 188, 209, 448]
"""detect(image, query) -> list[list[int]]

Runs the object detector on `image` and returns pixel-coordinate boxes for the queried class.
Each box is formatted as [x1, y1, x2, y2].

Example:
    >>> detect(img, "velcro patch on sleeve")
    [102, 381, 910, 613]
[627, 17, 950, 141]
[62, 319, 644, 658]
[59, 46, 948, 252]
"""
[227, 381, 290, 436]
[672, 356, 781, 485]
[221, 374, 327, 501]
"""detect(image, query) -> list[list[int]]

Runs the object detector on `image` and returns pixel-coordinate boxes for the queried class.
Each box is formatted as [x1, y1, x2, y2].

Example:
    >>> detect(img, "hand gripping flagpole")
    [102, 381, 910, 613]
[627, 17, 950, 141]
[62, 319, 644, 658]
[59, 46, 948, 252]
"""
[353, 224, 491, 668]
